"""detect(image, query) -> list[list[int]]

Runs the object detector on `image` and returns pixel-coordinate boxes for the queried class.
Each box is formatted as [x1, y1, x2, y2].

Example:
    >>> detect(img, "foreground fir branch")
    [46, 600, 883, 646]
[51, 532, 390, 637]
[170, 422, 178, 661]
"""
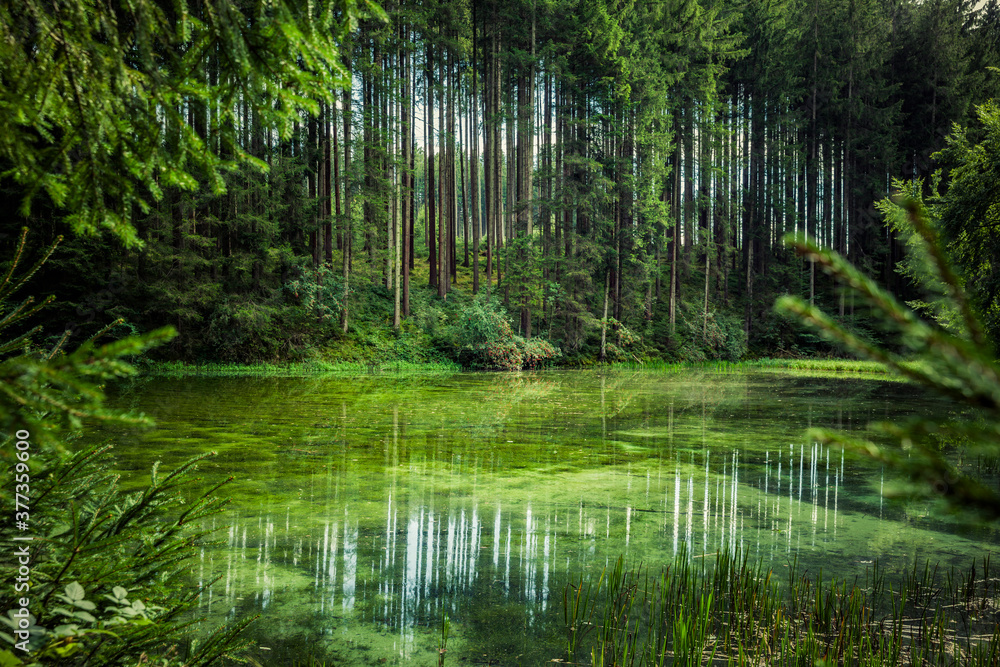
[0, 447, 250, 665]
[0, 229, 174, 466]
[0, 231, 251, 664]
[775, 202, 1000, 519]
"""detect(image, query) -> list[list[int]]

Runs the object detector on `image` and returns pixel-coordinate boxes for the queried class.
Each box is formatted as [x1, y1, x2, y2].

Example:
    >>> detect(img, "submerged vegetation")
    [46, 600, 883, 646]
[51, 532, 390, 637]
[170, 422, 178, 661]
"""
[77, 368, 997, 665]
[562, 548, 1000, 666]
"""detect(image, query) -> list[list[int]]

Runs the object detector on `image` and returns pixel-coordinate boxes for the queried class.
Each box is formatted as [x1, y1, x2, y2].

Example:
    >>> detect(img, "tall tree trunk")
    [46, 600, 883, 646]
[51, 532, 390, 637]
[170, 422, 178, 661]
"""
[460, 92, 469, 270]
[363, 45, 375, 270]
[541, 72, 552, 328]
[448, 45, 457, 285]
[669, 112, 681, 332]
[504, 106, 515, 307]
[703, 247, 711, 340]
[683, 102, 694, 278]
[742, 86, 754, 340]
[438, 47, 448, 299]
[324, 103, 333, 266]
[517, 7, 535, 338]
[600, 270, 610, 361]
[334, 100, 342, 254]
[471, 0, 481, 294]
[401, 26, 411, 318]
[427, 42, 438, 289]
[341, 51, 352, 335]
[309, 115, 319, 267]
[492, 34, 502, 289]
[809, 0, 819, 305]
[384, 51, 393, 292]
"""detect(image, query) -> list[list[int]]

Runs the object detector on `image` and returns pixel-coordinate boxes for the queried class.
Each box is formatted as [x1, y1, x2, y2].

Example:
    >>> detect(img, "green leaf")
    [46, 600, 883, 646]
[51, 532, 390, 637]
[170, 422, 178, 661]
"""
[52, 624, 80, 636]
[52, 641, 83, 658]
[0, 649, 23, 667]
[63, 582, 85, 602]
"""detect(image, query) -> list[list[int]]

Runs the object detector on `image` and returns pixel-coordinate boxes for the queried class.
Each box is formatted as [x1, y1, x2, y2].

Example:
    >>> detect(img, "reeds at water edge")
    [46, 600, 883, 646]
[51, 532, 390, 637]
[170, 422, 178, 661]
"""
[561, 545, 1000, 666]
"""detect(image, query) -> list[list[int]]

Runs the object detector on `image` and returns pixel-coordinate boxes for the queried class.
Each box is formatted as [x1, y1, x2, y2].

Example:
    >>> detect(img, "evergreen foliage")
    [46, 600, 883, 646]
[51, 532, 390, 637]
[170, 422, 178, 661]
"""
[932, 100, 1000, 349]
[0, 0, 380, 247]
[0, 228, 174, 466]
[0, 447, 245, 666]
[777, 201, 1000, 518]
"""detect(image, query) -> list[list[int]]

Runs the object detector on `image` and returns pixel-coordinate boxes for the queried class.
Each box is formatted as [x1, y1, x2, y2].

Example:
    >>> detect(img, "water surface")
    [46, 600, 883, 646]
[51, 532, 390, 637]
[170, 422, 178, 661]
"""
[100, 369, 998, 665]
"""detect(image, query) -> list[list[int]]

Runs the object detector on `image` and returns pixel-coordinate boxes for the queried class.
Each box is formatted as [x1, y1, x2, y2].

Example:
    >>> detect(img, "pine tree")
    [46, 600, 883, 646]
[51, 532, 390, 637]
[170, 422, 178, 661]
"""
[0, 0, 378, 247]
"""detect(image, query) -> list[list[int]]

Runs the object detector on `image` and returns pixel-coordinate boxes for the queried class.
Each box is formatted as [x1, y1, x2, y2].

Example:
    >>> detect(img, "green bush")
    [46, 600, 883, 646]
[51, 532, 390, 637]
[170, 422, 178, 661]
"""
[203, 297, 282, 362]
[520, 337, 561, 370]
[454, 296, 560, 370]
[661, 301, 747, 362]
[284, 264, 344, 325]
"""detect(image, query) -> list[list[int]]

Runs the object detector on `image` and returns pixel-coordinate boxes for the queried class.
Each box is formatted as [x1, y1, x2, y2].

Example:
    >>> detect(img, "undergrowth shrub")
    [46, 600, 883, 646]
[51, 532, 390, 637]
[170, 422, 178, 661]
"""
[600, 318, 643, 362]
[662, 302, 747, 362]
[454, 296, 560, 370]
[520, 337, 560, 369]
[203, 297, 282, 362]
[284, 264, 344, 325]
[483, 338, 523, 371]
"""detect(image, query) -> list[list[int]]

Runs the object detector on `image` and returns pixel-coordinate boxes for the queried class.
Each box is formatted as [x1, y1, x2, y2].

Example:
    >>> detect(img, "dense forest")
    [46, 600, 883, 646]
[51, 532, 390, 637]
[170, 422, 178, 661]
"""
[5, 0, 1000, 368]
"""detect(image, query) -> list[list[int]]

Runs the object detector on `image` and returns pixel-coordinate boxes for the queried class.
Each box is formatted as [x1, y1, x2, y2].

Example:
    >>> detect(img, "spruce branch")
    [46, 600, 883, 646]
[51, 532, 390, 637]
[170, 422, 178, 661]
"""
[780, 220, 1000, 519]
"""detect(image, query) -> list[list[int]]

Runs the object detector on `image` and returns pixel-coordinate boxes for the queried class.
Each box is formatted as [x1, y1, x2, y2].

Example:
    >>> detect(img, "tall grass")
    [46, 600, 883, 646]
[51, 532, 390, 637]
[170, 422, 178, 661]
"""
[143, 359, 462, 378]
[562, 546, 1000, 666]
[611, 358, 915, 378]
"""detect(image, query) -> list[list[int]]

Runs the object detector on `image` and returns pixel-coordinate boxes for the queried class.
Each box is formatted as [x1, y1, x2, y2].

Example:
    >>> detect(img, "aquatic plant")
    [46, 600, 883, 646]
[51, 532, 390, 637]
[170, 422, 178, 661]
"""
[562, 546, 1000, 666]
[438, 613, 450, 667]
[611, 358, 896, 376]
[144, 358, 463, 378]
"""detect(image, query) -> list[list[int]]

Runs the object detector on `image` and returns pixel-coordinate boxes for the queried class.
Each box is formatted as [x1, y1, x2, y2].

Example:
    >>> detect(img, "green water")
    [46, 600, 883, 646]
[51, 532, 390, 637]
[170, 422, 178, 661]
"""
[98, 369, 998, 665]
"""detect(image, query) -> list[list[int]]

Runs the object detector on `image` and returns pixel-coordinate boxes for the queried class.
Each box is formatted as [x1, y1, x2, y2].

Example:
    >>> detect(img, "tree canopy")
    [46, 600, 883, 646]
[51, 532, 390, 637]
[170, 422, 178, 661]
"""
[0, 0, 381, 247]
[2, 0, 1000, 365]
